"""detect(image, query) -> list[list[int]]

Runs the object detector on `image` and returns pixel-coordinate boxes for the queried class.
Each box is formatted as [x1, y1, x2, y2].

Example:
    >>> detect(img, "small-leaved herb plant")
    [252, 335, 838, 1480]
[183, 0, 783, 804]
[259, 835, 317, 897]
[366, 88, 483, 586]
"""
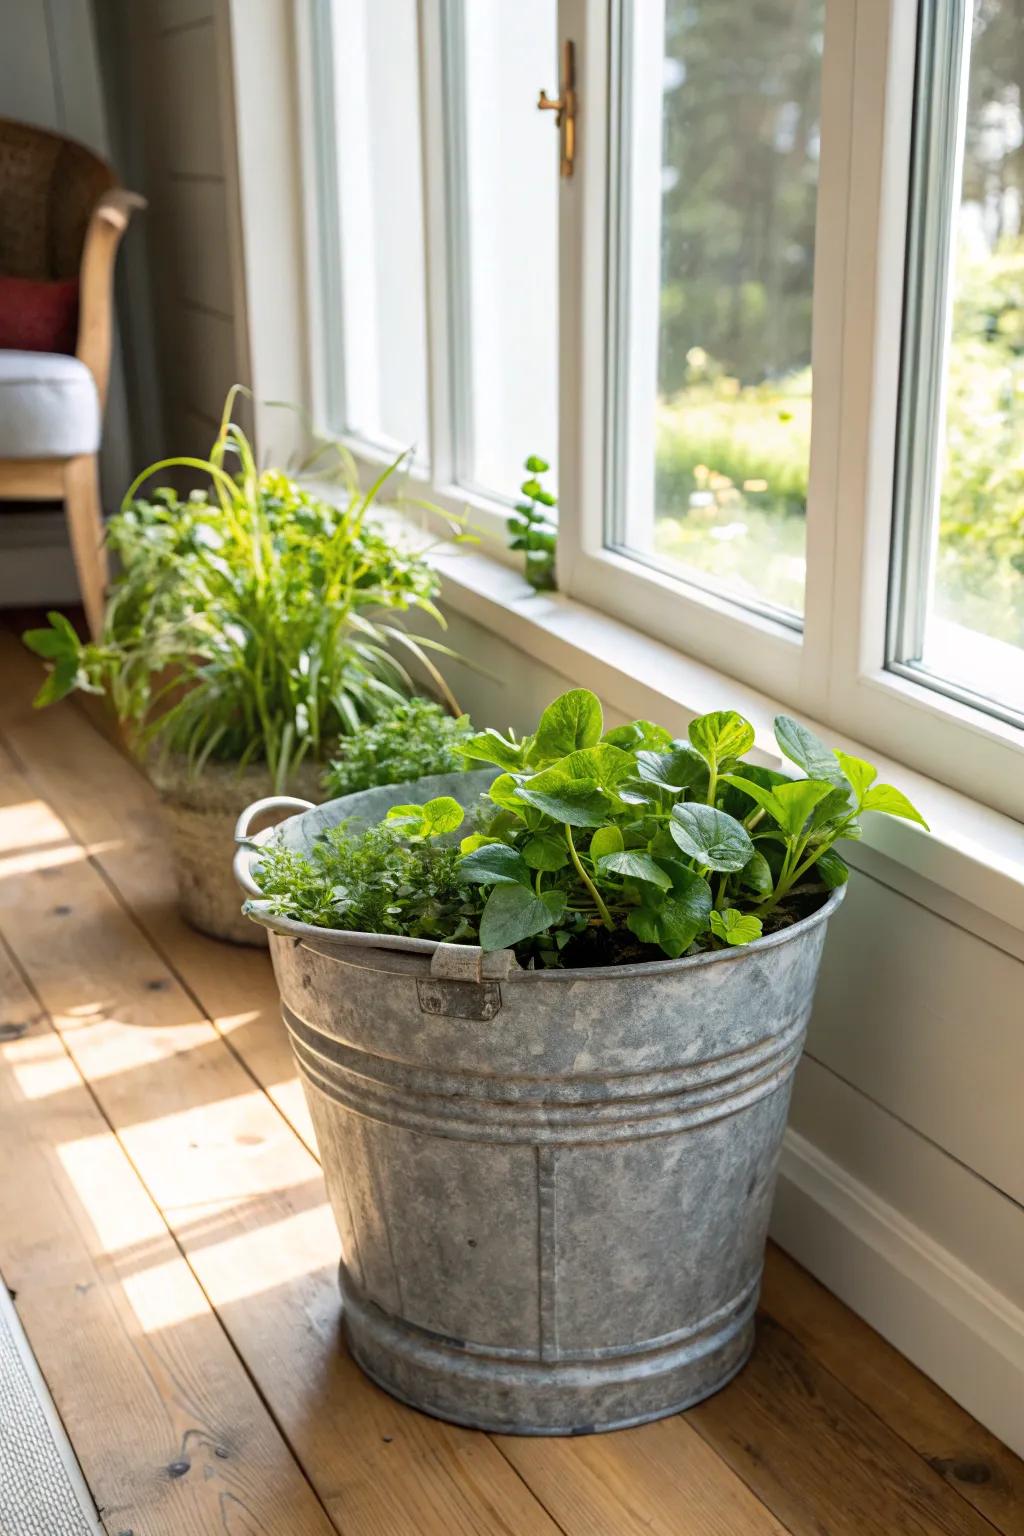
[23, 394, 461, 791]
[324, 698, 474, 798]
[254, 688, 927, 967]
[507, 455, 557, 591]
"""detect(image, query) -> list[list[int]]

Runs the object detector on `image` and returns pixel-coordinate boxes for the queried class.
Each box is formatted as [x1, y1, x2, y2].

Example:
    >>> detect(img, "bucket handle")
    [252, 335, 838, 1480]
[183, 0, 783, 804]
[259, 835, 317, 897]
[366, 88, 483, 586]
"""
[233, 796, 316, 897]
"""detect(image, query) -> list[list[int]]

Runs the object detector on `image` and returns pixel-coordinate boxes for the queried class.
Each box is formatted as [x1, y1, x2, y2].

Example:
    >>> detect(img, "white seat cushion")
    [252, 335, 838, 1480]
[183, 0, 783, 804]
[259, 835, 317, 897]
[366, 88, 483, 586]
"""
[0, 350, 100, 459]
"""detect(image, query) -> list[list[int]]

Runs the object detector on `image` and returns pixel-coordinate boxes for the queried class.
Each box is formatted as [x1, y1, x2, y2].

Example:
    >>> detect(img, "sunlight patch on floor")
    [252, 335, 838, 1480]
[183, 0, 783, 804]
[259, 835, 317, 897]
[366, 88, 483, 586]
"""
[56, 1133, 168, 1254]
[193, 1202, 338, 1304]
[6, 1032, 80, 1103]
[207, 1009, 260, 1036]
[121, 1259, 211, 1331]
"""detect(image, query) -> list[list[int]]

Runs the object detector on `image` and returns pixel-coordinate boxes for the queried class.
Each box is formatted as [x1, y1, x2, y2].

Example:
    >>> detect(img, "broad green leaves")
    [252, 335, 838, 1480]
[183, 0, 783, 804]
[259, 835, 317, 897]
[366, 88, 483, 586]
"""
[460, 843, 531, 886]
[739, 850, 774, 895]
[833, 749, 929, 828]
[772, 780, 838, 837]
[603, 719, 674, 751]
[488, 773, 526, 812]
[774, 715, 847, 786]
[688, 710, 755, 770]
[589, 825, 625, 862]
[24, 611, 92, 706]
[721, 774, 836, 837]
[861, 783, 928, 828]
[458, 729, 526, 772]
[479, 885, 566, 949]
[558, 744, 635, 788]
[710, 909, 764, 946]
[514, 773, 608, 827]
[627, 869, 713, 957]
[635, 747, 709, 794]
[669, 803, 754, 871]
[534, 689, 603, 760]
[815, 849, 850, 888]
[23, 610, 80, 661]
[386, 796, 464, 838]
[523, 832, 569, 870]
[597, 851, 673, 890]
[834, 750, 876, 801]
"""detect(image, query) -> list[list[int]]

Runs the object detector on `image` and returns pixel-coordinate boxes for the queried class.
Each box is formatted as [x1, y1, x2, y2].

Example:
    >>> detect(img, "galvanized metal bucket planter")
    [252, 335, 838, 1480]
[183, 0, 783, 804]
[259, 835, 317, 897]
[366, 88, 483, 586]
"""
[235, 770, 844, 1434]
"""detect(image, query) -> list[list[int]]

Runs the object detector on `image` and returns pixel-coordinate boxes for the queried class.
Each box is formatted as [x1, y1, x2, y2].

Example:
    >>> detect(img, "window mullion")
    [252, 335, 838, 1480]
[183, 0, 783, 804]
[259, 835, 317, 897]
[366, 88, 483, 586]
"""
[556, 0, 611, 593]
[798, 0, 858, 722]
[823, 0, 916, 712]
[888, 0, 972, 671]
[416, 0, 457, 489]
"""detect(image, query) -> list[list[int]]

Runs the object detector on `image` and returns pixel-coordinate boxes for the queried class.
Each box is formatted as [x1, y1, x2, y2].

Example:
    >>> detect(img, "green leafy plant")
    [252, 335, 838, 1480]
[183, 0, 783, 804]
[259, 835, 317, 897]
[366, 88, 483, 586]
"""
[254, 688, 927, 967]
[255, 818, 480, 939]
[324, 697, 474, 797]
[507, 455, 557, 591]
[23, 394, 461, 791]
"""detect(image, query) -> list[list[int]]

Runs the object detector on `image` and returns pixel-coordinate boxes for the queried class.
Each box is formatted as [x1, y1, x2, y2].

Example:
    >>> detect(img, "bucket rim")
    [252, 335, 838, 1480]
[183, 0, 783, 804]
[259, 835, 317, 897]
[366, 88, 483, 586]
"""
[243, 883, 845, 981]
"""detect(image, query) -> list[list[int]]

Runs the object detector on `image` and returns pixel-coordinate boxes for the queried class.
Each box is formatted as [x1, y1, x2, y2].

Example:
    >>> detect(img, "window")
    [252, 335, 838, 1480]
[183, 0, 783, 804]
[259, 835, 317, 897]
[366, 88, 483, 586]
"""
[607, 0, 824, 624]
[304, 0, 1024, 819]
[891, 0, 1024, 723]
[443, 0, 559, 501]
[318, 0, 430, 458]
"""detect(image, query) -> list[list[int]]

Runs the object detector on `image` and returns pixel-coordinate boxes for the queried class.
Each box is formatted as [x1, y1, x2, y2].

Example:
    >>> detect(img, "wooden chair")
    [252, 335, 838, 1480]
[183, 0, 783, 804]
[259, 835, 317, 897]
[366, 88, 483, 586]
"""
[0, 118, 144, 637]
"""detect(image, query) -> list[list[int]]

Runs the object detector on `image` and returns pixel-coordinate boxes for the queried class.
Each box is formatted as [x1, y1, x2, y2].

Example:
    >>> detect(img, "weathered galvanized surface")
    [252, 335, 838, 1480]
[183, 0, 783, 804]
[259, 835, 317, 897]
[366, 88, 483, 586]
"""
[238, 772, 844, 1433]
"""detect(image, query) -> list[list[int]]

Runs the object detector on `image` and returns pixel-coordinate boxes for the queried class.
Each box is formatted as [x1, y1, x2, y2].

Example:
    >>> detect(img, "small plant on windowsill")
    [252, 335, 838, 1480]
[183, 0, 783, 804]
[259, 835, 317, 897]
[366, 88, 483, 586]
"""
[507, 455, 557, 592]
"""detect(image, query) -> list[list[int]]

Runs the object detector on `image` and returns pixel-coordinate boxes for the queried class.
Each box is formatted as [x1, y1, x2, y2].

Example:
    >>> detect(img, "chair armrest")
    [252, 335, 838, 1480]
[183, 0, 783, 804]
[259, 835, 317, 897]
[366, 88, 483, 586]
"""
[76, 188, 147, 410]
[93, 187, 148, 233]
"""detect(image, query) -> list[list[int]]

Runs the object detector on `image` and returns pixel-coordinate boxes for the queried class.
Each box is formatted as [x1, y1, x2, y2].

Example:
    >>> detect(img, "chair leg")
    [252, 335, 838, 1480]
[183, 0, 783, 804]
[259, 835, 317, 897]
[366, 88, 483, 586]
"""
[63, 453, 109, 639]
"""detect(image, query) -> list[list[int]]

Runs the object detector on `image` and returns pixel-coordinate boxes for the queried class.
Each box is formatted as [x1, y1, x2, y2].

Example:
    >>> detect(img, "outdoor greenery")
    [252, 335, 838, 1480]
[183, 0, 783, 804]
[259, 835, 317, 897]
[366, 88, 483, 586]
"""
[24, 400, 461, 792]
[324, 697, 473, 798]
[653, 358, 810, 615]
[650, 0, 1023, 642]
[652, 247, 1024, 640]
[254, 687, 927, 969]
[931, 245, 1024, 644]
[506, 455, 557, 592]
[657, 0, 822, 397]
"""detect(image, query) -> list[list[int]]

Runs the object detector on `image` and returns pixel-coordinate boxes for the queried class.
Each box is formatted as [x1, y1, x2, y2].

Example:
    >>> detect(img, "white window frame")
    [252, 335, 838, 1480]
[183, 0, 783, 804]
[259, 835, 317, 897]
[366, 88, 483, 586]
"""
[297, 0, 1024, 823]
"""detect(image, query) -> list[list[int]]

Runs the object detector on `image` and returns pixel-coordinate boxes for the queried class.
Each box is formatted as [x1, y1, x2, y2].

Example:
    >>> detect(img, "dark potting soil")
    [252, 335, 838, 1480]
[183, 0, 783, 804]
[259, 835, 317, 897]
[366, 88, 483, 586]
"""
[535, 885, 832, 971]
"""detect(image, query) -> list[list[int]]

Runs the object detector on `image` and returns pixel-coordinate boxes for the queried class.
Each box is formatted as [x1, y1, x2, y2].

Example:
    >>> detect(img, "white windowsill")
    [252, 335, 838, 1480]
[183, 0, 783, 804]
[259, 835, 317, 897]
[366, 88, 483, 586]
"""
[379, 512, 1024, 946]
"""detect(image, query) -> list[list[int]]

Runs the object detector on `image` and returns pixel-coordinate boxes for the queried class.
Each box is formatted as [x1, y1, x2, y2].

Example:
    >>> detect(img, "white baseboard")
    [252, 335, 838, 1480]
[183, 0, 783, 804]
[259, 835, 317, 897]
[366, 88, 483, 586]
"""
[772, 1129, 1024, 1457]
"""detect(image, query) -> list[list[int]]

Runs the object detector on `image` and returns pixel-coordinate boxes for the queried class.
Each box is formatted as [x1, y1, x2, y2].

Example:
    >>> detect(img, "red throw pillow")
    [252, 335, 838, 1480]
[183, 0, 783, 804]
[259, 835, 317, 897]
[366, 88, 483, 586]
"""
[0, 274, 80, 354]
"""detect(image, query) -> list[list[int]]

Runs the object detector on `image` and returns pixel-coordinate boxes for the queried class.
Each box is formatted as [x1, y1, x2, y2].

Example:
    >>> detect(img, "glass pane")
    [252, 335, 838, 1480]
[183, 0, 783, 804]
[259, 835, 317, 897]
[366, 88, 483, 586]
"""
[898, 0, 1024, 717]
[329, 0, 430, 457]
[445, 0, 559, 500]
[609, 0, 824, 620]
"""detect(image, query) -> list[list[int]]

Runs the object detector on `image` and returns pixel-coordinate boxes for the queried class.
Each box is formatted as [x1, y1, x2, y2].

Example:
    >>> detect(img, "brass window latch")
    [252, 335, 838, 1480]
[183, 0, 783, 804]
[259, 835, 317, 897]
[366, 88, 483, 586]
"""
[537, 40, 576, 178]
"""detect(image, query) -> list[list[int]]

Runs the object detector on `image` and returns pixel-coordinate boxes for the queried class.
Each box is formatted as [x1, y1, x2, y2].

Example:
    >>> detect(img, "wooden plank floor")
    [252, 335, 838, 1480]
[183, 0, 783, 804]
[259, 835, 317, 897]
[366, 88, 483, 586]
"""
[1, 624, 1022, 1536]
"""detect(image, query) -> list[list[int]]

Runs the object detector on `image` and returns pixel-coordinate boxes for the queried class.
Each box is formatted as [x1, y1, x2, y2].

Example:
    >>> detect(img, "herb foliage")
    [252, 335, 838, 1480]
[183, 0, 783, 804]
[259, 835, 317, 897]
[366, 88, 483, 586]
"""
[254, 688, 928, 966]
[24, 397, 461, 791]
[324, 698, 473, 798]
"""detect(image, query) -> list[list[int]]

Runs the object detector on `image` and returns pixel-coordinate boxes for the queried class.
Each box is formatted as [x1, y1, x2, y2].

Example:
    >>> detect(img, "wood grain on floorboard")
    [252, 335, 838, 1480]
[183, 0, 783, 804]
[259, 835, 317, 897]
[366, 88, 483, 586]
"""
[0, 940, 338, 1536]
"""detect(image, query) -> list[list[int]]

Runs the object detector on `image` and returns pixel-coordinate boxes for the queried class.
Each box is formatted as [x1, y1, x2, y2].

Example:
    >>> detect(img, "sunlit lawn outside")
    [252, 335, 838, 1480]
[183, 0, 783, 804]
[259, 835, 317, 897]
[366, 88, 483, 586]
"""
[650, 243, 1024, 648]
